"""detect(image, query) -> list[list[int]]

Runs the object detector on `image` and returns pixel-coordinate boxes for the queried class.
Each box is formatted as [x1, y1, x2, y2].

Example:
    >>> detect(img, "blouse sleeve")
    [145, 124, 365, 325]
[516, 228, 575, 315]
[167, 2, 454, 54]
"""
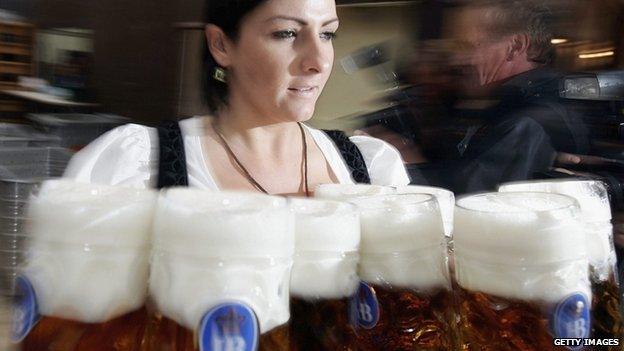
[349, 135, 411, 186]
[63, 123, 159, 188]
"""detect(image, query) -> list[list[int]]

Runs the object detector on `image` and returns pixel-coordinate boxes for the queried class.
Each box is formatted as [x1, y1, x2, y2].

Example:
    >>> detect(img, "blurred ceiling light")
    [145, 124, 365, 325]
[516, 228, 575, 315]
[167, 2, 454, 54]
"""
[551, 38, 568, 44]
[578, 51, 615, 59]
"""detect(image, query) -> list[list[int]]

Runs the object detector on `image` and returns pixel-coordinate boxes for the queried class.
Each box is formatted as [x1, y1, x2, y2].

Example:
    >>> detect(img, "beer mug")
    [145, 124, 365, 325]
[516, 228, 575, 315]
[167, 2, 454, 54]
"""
[499, 180, 623, 347]
[289, 198, 360, 350]
[145, 189, 294, 351]
[12, 180, 156, 350]
[350, 194, 454, 350]
[314, 184, 394, 201]
[454, 192, 591, 350]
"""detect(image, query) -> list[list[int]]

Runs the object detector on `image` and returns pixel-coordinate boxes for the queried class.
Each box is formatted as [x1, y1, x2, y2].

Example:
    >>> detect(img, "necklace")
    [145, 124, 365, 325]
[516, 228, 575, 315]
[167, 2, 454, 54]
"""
[213, 122, 310, 197]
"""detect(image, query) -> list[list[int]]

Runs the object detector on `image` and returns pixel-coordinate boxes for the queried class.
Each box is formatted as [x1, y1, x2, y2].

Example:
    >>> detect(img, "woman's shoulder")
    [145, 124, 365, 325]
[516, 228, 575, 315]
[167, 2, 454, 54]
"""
[307, 125, 410, 186]
[63, 123, 159, 188]
[306, 124, 396, 153]
[348, 135, 410, 185]
[85, 123, 157, 144]
[348, 134, 400, 158]
[79, 122, 158, 153]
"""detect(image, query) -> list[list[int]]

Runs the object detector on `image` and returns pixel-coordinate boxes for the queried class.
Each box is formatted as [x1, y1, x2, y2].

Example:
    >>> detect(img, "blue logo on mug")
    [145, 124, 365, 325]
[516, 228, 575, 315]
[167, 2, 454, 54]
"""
[198, 302, 259, 351]
[350, 281, 380, 329]
[553, 292, 590, 350]
[11, 275, 40, 343]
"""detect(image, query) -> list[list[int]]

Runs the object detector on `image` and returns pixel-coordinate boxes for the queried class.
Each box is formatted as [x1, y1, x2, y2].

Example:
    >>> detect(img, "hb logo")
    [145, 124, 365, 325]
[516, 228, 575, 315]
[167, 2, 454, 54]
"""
[565, 319, 588, 339]
[358, 302, 374, 323]
[200, 303, 259, 351]
[211, 336, 246, 351]
[11, 276, 40, 343]
[553, 292, 590, 350]
[351, 281, 379, 329]
[212, 307, 247, 351]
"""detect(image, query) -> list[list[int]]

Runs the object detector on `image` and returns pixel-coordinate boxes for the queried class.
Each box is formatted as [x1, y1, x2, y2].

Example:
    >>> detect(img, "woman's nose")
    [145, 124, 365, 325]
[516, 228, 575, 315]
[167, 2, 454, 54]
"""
[300, 37, 332, 74]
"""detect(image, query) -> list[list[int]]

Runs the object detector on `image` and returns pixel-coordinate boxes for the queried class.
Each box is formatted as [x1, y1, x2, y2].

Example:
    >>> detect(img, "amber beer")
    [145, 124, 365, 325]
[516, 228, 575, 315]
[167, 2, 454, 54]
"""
[350, 194, 454, 351]
[454, 192, 592, 350]
[289, 198, 360, 350]
[591, 273, 623, 347]
[12, 180, 156, 350]
[500, 180, 624, 348]
[144, 189, 294, 351]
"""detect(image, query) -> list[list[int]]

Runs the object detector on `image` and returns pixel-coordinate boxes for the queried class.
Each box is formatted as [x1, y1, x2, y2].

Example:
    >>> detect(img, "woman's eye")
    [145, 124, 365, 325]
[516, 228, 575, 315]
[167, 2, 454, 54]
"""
[320, 32, 337, 41]
[273, 30, 297, 39]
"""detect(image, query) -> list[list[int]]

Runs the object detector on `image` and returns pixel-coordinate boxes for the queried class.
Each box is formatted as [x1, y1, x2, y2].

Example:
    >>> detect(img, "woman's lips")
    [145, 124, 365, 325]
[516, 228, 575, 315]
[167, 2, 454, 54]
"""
[288, 87, 318, 97]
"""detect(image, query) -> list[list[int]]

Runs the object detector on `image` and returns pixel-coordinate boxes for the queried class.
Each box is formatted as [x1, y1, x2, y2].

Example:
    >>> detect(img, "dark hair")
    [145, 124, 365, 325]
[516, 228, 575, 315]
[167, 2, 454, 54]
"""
[203, 0, 268, 113]
[471, 0, 555, 65]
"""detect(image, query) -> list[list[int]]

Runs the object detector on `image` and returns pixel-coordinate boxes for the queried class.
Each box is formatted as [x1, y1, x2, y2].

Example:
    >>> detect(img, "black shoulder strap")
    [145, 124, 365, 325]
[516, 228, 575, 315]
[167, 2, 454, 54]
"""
[323, 130, 371, 184]
[157, 120, 189, 189]
[156, 123, 369, 187]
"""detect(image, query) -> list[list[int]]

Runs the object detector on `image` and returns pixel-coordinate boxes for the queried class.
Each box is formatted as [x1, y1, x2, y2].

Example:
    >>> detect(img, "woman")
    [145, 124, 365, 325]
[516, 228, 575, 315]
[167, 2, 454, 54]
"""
[64, 0, 410, 195]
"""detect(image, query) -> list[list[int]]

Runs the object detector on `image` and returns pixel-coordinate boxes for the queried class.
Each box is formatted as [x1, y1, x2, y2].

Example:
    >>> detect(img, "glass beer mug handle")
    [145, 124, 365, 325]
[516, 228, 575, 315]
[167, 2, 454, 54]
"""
[198, 302, 260, 351]
[11, 275, 40, 343]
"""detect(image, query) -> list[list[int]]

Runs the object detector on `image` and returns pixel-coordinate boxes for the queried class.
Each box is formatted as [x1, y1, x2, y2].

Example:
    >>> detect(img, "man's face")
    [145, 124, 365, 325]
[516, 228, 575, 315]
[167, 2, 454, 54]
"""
[450, 7, 511, 87]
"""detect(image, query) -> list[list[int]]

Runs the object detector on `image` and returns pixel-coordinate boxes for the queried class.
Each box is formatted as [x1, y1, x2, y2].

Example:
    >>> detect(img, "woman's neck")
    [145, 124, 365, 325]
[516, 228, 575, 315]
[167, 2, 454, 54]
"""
[213, 108, 303, 159]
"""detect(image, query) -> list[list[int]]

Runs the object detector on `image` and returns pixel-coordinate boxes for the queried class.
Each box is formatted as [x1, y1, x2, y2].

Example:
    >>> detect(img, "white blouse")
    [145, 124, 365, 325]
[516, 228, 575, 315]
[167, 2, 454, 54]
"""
[63, 116, 411, 189]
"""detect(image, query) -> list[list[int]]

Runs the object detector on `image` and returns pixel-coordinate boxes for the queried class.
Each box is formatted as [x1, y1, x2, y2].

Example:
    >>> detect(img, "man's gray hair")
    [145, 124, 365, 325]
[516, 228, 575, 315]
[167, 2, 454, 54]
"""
[472, 0, 555, 64]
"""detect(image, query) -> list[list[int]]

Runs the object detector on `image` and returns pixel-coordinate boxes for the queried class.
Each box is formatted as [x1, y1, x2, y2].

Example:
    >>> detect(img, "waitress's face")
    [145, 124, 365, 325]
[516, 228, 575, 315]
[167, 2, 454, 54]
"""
[223, 0, 338, 122]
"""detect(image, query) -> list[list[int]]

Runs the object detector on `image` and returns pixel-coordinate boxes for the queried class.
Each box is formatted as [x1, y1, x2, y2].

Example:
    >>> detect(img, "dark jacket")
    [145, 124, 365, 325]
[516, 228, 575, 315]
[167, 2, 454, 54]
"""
[423, 67, 590, 194]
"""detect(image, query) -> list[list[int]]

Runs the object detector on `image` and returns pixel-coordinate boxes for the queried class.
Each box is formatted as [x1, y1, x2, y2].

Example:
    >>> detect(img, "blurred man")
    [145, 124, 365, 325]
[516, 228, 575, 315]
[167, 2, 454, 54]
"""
[425, 0, 590, 193]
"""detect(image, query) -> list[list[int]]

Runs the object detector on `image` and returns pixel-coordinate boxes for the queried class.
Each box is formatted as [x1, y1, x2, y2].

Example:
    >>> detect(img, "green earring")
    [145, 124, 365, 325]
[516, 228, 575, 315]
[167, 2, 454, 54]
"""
[213, 67, 227, 83]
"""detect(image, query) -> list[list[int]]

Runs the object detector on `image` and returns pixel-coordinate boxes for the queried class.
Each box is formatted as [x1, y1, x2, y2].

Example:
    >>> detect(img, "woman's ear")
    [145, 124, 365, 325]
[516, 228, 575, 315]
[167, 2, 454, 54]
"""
[205, 24, 231, 68]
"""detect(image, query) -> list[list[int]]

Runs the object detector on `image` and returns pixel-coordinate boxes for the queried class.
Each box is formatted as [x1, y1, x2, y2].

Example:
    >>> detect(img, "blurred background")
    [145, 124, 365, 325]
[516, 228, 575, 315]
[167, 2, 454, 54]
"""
[0, 0, 619, 124]
[2, 0, 621, 188]
[0, 0, 621, 160]
[0, 0, 623, 347]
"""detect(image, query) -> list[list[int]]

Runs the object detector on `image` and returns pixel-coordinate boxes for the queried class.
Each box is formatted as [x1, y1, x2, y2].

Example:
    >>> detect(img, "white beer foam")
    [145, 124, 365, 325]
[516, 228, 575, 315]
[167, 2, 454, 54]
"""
[289, 198, 360, 299]
[499, 180, 611, 221]
[150, 189, 294, 333]
[351, 194, 449, 289]
[23, 179, 156, 323]
[27, 179, 157, 247]
[290, 198, 360, 252]
[499, 180, 616, 281]
[395, 185, 455, 237]
[314, 184, 394, 201]
[454, 192, 591, 302]
[152, 189, 295, 258]
[584, 221, 617, 281]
